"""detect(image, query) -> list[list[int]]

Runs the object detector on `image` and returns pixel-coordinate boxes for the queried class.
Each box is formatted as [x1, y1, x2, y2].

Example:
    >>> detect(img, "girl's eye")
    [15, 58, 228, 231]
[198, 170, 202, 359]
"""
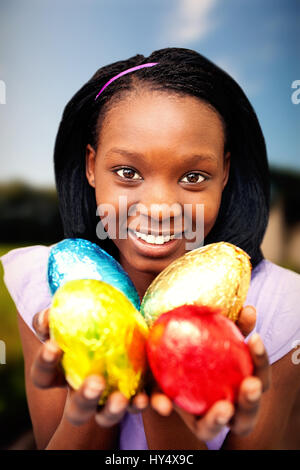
[181, 172, 206, 184]
[115, 168, 142, 180]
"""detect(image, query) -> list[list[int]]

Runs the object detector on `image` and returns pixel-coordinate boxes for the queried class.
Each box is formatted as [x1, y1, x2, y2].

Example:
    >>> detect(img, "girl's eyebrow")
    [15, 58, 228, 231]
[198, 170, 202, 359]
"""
[105, 147, 217, 164]
[105, 148, 144, 160]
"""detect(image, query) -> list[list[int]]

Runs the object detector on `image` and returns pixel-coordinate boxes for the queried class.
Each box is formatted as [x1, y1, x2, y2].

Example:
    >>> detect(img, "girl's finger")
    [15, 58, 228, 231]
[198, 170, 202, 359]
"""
[195, 401, 234, 441]
[32, 307, 50, 341]
[248, 332, 271, 392]
[144, 369, 173, 416]
[177, 400, 234, 442]
[95, 391, 129, 427]
[236, 305, 256, 337]
[64, 375, 106, 426]
[229, 376, 262, 436]
[128, 391, 149, 413]
[30, 339, 66, 389]
[150, 391, 173, 416]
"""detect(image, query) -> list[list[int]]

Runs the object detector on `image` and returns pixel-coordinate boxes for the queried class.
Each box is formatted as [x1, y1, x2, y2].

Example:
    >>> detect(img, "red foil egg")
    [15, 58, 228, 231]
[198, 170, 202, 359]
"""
[147, 304, 254, 415]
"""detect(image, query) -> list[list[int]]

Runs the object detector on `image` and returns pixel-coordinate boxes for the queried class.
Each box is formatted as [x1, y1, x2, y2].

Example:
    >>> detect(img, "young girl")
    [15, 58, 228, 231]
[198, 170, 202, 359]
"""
[2, 47, 300, 450]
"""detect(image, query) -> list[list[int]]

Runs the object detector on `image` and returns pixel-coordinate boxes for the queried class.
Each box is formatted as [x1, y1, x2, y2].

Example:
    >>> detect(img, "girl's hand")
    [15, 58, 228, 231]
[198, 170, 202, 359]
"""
[31, 308, 149, 427]
[148, 305, 271, 441]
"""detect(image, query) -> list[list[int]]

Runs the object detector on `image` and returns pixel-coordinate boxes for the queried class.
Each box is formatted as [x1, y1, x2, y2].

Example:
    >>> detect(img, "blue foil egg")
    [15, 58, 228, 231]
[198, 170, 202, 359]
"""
[48, 238, 140, 310]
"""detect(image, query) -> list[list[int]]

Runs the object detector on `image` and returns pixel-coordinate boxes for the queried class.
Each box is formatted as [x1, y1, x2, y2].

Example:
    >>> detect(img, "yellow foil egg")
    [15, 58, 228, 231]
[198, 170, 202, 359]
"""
[140, 242, 252, 326]
[49, 279, 149, 404]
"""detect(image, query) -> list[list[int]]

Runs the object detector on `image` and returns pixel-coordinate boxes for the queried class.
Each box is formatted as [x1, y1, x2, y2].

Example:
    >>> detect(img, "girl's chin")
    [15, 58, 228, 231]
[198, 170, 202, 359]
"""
[124, 255, 177, 277]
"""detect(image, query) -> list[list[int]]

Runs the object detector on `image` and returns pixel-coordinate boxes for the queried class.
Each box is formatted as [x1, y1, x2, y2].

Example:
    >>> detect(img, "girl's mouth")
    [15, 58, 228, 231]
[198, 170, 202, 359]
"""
[127, 228, 183, 258]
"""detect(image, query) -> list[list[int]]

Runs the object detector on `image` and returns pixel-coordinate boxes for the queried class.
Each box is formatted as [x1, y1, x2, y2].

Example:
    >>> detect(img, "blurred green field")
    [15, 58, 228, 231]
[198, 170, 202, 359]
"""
[0, 243, 40, 357]
[1, 245, 22, 357]
[0, 243, 37, 449]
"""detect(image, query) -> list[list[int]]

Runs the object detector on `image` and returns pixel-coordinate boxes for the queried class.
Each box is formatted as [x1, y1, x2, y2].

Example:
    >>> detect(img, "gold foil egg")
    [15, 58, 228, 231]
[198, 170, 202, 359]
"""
[140, 242, 252, 326]
[49, 279, 149, 404]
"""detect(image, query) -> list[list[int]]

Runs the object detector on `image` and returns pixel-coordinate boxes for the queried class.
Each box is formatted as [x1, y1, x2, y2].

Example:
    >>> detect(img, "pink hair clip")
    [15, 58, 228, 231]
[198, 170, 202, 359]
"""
[95, 62, 159, 100]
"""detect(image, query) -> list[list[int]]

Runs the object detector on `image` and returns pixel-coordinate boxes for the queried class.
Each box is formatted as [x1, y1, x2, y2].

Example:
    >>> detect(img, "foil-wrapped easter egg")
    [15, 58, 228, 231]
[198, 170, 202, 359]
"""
[141, 242, 251, 325]
[49, 279, 148, 403]
[147, 305, 254, 415]
[48, 238, 140, 310]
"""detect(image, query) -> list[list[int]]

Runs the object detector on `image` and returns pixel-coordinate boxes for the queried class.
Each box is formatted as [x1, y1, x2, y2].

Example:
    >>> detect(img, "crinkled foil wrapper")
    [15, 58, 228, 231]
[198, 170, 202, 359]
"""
[141, 242, 252, 325]
[49, 279, 148, 404]
[48, 238, 140, 310]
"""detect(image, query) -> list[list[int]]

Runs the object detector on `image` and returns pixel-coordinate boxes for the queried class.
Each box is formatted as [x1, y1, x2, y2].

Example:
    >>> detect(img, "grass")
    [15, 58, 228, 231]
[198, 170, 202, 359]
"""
[0, 243, 39, 448]
[0, 243, 40, 359]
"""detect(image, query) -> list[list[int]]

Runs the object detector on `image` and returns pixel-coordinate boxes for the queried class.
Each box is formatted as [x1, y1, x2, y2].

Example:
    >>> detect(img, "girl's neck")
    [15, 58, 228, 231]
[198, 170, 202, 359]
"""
[119, 254, 158, 302]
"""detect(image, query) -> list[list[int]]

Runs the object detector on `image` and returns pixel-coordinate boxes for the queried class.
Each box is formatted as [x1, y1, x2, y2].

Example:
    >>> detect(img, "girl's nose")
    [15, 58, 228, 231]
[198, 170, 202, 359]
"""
[139, 181, 181, 212]
[138, 202, 182, 223]
[134, 205, 183, 235]
[132, 185, 183, 232]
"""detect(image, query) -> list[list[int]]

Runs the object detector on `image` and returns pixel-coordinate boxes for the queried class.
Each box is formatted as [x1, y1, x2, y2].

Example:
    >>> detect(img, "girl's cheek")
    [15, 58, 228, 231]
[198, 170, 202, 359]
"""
[95, 182, 117, 208]
[197, 199, 222, 236]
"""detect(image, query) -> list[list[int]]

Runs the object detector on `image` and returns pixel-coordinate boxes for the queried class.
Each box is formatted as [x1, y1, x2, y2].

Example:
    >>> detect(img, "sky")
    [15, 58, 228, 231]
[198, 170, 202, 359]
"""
[0, 0, 299, 186]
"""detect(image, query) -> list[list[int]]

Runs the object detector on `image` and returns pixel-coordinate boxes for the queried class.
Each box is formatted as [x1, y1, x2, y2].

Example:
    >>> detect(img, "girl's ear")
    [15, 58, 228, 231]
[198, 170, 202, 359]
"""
[222, 151, 231, 190]
[85, 144, 96, 188]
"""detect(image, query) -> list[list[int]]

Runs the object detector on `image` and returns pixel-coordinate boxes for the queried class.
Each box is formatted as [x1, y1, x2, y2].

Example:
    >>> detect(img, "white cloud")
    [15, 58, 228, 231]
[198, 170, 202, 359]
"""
[162, 0, 219, 44]
[214, 56, 265, 98]
[213, 56, 242, 83]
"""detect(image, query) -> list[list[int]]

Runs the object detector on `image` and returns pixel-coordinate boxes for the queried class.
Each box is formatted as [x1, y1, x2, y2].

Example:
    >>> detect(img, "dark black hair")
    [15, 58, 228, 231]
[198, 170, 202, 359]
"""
[54, 47, 270, 268]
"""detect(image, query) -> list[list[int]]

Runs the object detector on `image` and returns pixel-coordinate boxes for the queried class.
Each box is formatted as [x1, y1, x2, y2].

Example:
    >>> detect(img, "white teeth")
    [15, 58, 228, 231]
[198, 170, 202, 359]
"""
[134, 231, 175, 244]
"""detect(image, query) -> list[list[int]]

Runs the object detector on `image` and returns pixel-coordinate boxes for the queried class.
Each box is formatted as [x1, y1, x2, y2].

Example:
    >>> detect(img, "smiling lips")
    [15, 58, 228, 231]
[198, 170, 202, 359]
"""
[128, 228, 183, 245]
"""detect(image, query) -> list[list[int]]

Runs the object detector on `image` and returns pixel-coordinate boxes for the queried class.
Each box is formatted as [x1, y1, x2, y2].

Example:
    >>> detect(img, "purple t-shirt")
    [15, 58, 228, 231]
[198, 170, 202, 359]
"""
[1, 243, 300, 450]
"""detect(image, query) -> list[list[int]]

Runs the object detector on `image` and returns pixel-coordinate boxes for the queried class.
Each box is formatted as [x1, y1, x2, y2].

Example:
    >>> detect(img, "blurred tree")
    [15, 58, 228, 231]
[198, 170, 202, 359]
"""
[0, 182, 64, 243]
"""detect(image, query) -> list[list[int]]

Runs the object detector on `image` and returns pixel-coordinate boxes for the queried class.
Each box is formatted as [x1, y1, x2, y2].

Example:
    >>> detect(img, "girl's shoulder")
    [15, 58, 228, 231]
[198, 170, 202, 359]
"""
[1, 243, 55, 336]
[246, 258, 300, 364]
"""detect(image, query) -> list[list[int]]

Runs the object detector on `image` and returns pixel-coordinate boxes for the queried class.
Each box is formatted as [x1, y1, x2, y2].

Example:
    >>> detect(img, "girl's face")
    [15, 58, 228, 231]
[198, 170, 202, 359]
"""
[86, 90, 230, 280]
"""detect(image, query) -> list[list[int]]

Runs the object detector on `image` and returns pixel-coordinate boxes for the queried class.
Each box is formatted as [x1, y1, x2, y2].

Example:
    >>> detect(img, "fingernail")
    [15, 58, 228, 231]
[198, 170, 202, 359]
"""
[135, 396, 148, 410]
[245, 305, 256, 316]
[84, 382, 104, 400]
[216, 414, 231, 425]
[42, 343, 58, 362]
[252, 333, 264, 355]
[247, 388, 261, 402]
[38, 309, 47, 328]
[108, 398, 126, 414]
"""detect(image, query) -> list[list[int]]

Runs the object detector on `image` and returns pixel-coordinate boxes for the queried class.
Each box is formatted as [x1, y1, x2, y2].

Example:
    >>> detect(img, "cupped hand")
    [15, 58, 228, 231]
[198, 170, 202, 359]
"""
[147, 305, 271, 441]
[31, 308, 149, 427]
